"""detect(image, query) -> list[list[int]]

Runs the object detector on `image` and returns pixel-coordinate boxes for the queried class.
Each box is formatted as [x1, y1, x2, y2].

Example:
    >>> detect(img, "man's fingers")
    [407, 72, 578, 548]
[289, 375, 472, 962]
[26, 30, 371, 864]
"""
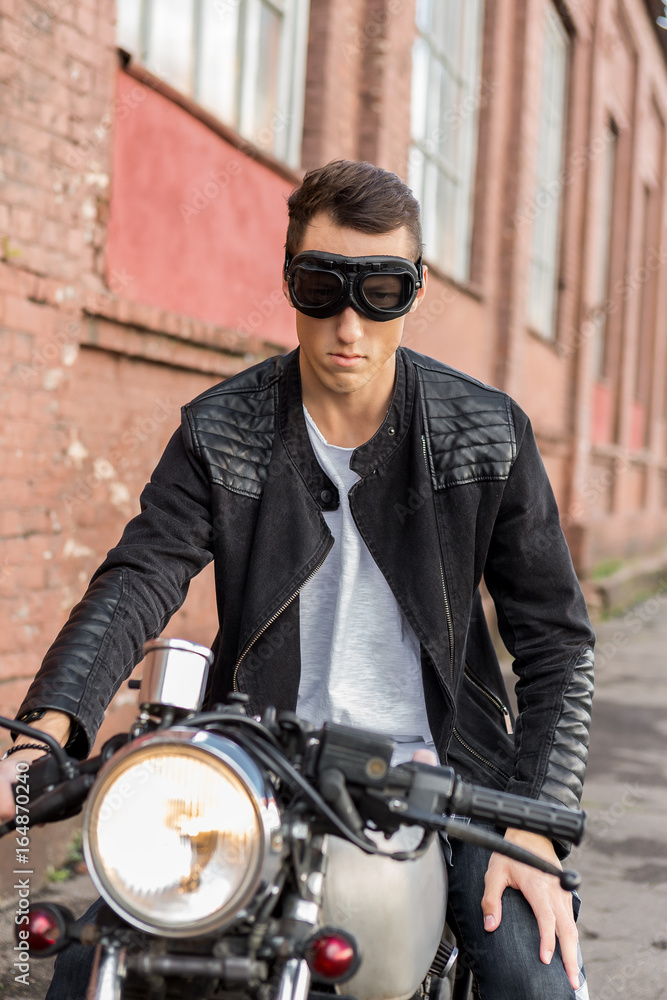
[555, 905, 580, 990]
[533, 905, 557, 966]
[481, 861, 507, 931]
[527, 889, 580, 991]
[0, 752, 48, 824]
[411, 749, 437, 765]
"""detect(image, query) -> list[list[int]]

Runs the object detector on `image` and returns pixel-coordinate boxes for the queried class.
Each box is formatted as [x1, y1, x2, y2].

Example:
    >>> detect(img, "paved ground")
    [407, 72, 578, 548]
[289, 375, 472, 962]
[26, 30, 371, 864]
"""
[569, 596, 667, 999]
[1, 597, 666, 998]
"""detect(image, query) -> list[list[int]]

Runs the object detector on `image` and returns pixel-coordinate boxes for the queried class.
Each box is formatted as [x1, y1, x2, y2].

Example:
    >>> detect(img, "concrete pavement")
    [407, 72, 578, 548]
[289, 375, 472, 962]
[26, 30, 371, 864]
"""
[569, 594, 667, 999]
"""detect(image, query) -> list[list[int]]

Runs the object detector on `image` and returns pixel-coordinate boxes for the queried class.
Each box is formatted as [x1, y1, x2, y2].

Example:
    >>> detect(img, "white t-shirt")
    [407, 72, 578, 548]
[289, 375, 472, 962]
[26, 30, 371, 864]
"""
[297, 407, 435, 764]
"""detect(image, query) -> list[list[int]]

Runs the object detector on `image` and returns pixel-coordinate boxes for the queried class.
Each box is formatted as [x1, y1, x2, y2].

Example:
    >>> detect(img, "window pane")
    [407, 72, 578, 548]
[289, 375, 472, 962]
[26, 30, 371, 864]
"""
[146, 0, 195, 94]
[411, 38, 430, 142]
[116, 0, 143, 55]
[197, 0, 241, 125]
[409, 0, 485, 282]
[527, 5, 569, 339]
[253, 1, 283, 143]
[416, 0, 434, 35]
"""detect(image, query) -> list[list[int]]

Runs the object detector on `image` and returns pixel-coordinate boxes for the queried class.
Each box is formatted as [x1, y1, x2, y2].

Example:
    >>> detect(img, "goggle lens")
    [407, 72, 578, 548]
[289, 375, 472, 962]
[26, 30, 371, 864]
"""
[359, 272, 406, 310]
[292, 267, 344, 309]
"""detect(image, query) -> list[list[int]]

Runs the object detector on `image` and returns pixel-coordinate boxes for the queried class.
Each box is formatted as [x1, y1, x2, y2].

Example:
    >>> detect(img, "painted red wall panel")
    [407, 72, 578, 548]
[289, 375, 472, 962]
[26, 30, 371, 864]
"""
[107, 70, 298, 348]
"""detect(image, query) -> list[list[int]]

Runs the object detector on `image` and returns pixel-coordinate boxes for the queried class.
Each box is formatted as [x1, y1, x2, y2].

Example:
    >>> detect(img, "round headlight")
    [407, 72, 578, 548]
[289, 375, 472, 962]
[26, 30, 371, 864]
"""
[83, 729, 280, 936]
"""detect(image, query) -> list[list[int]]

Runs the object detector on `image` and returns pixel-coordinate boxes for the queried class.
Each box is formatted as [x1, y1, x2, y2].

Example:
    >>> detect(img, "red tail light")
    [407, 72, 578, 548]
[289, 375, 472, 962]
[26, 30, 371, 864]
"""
[306, 928, 359, 983]
[15, 904, 72, 957]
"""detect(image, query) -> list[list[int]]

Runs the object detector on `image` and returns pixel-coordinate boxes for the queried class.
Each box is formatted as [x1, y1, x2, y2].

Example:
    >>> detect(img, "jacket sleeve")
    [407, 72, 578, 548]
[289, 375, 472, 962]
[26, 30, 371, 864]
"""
[483, 404, 595, 818]
[16, 421, 215, 757]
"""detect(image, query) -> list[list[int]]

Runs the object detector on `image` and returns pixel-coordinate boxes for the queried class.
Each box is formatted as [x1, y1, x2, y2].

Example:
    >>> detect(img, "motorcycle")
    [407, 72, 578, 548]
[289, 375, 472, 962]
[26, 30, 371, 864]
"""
[1, 638, 586, 1000]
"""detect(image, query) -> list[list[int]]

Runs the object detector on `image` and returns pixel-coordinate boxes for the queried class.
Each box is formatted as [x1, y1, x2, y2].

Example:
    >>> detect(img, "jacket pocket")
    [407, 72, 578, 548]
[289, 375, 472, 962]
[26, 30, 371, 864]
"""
[462, 665, 513, 735]
[449, 665, 515, 786]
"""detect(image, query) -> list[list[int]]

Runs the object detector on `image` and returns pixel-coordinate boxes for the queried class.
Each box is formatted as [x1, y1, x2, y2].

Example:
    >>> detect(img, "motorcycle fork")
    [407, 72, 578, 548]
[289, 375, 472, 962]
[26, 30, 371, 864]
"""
[86, 941, 126, 1000]
[275, 831, 329, 999]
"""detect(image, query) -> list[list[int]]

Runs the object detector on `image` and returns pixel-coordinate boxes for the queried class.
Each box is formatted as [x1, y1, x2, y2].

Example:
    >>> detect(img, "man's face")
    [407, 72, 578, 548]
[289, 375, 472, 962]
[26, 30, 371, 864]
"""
[283, 212, 427, 398]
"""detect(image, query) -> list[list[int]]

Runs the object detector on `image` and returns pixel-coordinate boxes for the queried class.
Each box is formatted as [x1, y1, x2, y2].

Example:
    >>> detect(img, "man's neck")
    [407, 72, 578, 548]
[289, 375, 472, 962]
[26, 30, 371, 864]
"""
[300, 357, 397, 448]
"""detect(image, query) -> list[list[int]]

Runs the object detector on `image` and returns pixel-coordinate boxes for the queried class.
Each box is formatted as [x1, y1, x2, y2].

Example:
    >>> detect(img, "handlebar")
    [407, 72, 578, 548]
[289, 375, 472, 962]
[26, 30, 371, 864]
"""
[449, 781, 586, 846]
[313, 723, 587, 848]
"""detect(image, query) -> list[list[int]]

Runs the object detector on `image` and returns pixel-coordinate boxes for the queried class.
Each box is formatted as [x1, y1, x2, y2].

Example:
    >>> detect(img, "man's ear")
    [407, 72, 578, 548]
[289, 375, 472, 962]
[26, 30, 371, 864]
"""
[282, 276, 294, 307]
[410, 264, 428, 312]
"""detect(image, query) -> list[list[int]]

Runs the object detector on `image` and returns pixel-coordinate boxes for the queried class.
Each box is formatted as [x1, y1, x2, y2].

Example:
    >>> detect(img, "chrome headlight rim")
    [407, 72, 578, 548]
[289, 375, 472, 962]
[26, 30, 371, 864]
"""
[82, 728, 281, 937]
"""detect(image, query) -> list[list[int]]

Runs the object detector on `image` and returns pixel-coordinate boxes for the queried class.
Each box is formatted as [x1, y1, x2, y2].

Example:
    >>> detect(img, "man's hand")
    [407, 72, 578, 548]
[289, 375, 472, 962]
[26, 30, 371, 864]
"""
[481, 828, 580, 991]
[0, 710, 72, 824]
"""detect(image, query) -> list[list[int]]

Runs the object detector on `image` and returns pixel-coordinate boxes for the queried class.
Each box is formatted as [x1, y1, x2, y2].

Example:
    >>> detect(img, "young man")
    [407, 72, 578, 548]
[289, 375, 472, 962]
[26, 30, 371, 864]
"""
[1, 160, 594, 998]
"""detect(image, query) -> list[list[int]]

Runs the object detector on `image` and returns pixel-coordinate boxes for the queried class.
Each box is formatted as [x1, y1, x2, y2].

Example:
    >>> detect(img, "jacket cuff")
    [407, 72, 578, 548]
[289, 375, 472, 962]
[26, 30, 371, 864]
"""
[13, 704, 91, 760]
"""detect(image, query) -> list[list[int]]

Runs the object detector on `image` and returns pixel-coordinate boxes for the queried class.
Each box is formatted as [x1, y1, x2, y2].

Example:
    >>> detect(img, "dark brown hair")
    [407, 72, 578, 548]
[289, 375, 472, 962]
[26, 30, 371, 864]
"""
[286, 160, 422, 260]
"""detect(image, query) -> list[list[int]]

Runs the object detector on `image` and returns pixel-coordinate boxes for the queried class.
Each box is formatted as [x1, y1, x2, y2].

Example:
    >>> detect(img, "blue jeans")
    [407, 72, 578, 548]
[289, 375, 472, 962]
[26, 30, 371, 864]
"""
[446, 826, 587, 999]
[46, 828, 587, 1000]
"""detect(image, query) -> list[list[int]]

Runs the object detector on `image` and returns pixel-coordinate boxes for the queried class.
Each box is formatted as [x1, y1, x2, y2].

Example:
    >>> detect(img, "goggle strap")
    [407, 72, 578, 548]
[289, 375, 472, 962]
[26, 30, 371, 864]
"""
[286, 250, 423, 282]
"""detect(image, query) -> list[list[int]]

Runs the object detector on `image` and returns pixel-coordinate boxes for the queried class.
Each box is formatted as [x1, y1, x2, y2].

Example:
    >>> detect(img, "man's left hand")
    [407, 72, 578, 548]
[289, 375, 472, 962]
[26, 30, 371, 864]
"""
[481, 828, 580, 991]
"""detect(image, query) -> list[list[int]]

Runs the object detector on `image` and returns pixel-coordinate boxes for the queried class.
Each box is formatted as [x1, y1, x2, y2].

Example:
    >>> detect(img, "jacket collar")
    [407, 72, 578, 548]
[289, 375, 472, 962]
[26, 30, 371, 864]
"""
[278, 346, 415, 504]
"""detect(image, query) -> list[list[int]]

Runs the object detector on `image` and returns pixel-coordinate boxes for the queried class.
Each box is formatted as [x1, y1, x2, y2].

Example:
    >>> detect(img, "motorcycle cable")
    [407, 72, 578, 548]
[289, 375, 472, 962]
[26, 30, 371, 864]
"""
[218, 725, 434, 862]
[185, 710, 285, 750]
[396, 808, 581, 891]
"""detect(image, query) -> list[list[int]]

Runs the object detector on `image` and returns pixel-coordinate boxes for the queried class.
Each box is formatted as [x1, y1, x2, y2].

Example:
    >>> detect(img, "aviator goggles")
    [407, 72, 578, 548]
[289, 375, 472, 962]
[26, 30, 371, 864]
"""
[284, 250, 423, 322]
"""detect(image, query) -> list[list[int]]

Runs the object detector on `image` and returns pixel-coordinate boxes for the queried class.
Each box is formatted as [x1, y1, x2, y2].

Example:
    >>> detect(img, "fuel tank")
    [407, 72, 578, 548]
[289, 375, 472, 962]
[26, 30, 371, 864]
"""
[320, 826, 447, 1000]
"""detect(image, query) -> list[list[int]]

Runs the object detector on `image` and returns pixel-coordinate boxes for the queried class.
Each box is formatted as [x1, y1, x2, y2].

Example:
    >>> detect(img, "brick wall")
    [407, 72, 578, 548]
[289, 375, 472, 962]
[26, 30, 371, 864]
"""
[0, 1, 274, 745]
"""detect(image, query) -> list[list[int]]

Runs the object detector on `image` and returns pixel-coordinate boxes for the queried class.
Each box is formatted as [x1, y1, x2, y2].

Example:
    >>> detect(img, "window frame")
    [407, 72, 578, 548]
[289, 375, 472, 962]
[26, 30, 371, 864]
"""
[116, 0, 310, 169]
[408, 0, 486, 284]
[525, 2, 571, 343]
[592, 123, 618, 380]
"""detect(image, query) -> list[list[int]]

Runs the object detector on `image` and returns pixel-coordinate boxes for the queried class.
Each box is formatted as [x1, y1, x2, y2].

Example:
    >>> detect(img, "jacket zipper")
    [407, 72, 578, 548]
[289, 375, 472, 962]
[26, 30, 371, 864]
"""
[421, 436, 508, 779]
[464, 666, 513, 735]
[422, 435, 455, 681]
[451, 727, 511, 779]
[232, 539, 334, 692]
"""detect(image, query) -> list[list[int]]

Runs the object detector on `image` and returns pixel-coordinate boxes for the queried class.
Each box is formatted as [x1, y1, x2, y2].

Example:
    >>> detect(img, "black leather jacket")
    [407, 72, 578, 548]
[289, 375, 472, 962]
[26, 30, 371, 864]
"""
[18, 347, 594, 824]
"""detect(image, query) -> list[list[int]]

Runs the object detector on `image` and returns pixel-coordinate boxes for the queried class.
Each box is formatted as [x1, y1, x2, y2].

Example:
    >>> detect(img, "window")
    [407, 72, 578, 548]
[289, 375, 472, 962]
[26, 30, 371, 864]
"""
[526, 5, 570, 340]
[409, 0, 486, 282]
[592, 126, 617, 378]
[116, 0, 310, 167]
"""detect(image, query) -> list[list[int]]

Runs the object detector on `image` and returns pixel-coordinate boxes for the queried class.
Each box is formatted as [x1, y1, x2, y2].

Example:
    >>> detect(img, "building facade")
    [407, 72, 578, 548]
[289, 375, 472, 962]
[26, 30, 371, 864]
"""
[1, 0, 667, 739]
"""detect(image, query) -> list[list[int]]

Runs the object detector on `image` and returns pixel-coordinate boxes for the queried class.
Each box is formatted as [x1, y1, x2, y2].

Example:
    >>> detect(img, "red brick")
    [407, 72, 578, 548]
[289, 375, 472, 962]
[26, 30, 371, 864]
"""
[0, 677, 35, 718]
[5, 116, 52, 157]
[4, 295, 56, 337]
[0, 508, 24, 537]
[2, 179, 48, 213]
[9, 204, 38, 241]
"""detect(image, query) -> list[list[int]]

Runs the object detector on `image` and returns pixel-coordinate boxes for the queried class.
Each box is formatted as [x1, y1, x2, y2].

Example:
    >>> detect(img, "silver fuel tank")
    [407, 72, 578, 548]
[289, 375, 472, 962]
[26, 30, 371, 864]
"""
[320, 826, 447, 1000]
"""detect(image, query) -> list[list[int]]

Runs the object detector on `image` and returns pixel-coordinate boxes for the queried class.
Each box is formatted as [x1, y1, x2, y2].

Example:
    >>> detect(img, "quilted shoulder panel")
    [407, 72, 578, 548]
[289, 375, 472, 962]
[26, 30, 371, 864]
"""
[406, 349, 516, 489]
[183, 354, 289, 497]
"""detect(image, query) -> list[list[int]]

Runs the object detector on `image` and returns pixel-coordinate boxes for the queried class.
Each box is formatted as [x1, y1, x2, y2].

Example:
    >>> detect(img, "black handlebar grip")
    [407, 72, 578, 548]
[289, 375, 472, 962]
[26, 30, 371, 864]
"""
[451, 783, 586, 846]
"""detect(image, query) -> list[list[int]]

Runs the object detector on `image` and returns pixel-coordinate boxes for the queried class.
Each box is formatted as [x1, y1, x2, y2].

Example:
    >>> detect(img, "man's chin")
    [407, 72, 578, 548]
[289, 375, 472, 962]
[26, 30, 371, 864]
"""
[320, 369, 374, 394]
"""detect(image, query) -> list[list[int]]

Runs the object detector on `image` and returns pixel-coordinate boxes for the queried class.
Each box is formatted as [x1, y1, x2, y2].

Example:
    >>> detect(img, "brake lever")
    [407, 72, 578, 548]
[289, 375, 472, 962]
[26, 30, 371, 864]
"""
[385, 801, 581, 891]
[0, 772, 97, 837]
[442, 818, 581, 891]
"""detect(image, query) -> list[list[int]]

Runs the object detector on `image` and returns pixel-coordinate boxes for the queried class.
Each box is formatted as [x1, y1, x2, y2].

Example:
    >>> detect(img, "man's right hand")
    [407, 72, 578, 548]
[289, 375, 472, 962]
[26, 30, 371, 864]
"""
[0, 710, 72, 824]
